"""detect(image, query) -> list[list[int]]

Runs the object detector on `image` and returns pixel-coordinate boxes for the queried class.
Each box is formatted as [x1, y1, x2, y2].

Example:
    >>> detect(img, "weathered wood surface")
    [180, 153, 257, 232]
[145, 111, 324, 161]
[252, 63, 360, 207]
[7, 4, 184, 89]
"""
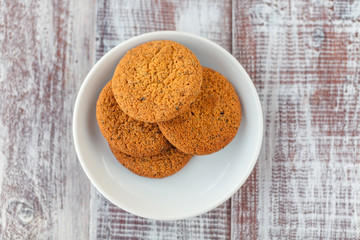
[234, 0, 360, 238]
[0, 1, 96, 239]
[1, 0, 360, 239]
[92, 0, 233, 239]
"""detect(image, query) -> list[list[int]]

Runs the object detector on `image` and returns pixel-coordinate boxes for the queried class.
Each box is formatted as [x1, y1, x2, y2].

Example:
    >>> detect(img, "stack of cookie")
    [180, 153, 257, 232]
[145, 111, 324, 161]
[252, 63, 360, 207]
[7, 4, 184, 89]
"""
[96, 40, 241, 178]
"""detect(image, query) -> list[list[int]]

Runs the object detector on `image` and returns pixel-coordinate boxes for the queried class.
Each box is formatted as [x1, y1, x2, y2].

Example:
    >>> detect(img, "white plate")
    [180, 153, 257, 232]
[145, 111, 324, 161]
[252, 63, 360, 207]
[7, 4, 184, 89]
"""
[73, 31, 263, 220]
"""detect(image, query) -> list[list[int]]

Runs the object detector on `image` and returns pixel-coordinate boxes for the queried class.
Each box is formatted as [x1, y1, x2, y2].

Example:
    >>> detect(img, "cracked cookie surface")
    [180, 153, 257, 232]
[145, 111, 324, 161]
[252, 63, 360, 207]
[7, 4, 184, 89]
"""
[96, 80, 171, 157]
[109, 144, 192, 178]
[112, 40, 203, 123]
[158, 67, 242, 155]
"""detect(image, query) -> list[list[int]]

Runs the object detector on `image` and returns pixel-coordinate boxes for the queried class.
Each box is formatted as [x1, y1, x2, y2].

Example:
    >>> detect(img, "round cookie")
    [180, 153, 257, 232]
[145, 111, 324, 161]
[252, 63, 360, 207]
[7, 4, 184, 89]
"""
[96, 80, 171, 157]
[112, 40, 203, 123]
[158, 67, 242, 155]
[109, 144, 192, 178]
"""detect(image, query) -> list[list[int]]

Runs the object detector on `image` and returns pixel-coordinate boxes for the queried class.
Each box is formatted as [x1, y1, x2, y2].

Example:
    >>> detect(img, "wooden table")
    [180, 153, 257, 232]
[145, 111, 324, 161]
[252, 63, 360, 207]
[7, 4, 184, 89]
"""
[1, 0, 359, 239]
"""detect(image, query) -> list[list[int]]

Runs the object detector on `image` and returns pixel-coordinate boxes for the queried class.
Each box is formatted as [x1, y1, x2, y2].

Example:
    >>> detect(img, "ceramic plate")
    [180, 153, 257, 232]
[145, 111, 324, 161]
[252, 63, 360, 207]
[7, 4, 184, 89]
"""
[73, 31, 263, 220]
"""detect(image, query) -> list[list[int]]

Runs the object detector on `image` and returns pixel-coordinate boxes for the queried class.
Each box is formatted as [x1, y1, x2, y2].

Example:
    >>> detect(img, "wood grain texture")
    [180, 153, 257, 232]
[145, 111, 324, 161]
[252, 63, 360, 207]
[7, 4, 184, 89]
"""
[92, 0, 232, 239]
[0, 0, 96, 239]
[1, 0, 360, 239]
[234, 0, 360, 239]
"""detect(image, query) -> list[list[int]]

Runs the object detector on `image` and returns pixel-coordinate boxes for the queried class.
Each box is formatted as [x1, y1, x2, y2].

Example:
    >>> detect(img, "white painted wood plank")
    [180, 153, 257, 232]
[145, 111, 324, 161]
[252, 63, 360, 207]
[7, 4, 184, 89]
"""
[0, 0, 96, 238]
[92, 0, 232, 239]
[232, 0, 360, 239]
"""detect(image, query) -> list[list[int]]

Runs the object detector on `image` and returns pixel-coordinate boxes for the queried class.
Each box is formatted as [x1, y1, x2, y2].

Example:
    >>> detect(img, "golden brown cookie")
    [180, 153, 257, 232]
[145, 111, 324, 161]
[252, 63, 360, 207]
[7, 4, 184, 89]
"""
[112, 40, 203, 123]
[109, 144, 192, 178]
[96, 80, 171, 157]
[158, 67, 242, 155]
